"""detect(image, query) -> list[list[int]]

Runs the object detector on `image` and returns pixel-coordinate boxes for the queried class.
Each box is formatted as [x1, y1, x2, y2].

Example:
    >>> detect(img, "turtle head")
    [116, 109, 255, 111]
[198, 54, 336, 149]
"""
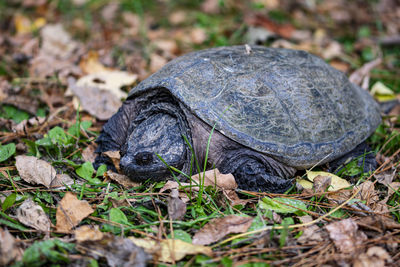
[120, 101, 190, 181]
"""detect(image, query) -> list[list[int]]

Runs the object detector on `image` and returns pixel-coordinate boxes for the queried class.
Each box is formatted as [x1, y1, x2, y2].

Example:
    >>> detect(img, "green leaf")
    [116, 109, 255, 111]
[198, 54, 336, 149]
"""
[259, 197, 307, 214]
[21, 239, 75, 266]
[35, 136, 52, 147]
[96, 164, 107, 177]
[0, 143, 16, 162]
[168, 229, 192, 243]
[48, 126, 69, 145]
[76, 162, 94, 180]
[2, 193, 16, 211]
[109, 208, 129, 225]
[0, 105, 29, 123]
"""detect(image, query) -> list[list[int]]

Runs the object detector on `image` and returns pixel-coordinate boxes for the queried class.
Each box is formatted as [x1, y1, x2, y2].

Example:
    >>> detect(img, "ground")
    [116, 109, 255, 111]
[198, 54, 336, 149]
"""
[0, 0, 399, 266]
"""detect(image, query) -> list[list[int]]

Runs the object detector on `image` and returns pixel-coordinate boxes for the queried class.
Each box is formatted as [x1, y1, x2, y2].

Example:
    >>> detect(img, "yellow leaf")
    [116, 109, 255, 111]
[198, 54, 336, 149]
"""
[79, 51, 110, 74]
[297, 178, 313, 189]
[33, 17, 46, 30]
[14, 14, 32, 34]
[129, 238, 212, 263]
[306, 171, 351, 191]
[14, 14, 46, 34]
[370, 81, 396, 102]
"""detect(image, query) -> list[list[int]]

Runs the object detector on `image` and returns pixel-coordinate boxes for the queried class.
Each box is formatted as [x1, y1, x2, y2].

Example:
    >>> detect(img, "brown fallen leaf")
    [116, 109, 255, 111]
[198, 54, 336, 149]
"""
[103, 151, 121, 172]
[168, 189, 187, 221]
[67, 77, 122, 121]
[354, 246, 391, 267]
[82, 144, 97, 163]
[354, 181, 379, 204]
[307, 171, 350, 191]
[106, 170, 141, 188]
[76, 71, 134, 99]
[313, 175, 332, 193]
[16, 198, 51, 232]
[77, 232, 149, 267]
[191, 169, 237, 190]
[129, 238, 212, 263]
[0, 228, 23, 266]
[297, 225, 324, 244]
[56, 192, 94, 232]
[222, 189, 252, 207]
[325, 218, 367, 253]
[75, 225, 104, 242]
[40, 24, 79, 60]
[190, 28, 207, 44]
[15, 155, 74, 188]
[192, 215, 253, 245]
[79, 51, 110, 74]
[149, 53, 168, 73]
[349, 58, 382, 88]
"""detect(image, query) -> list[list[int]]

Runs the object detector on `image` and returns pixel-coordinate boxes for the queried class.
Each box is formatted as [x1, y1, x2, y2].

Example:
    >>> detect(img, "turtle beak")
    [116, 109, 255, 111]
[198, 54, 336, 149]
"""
[120, 112, 187, 182]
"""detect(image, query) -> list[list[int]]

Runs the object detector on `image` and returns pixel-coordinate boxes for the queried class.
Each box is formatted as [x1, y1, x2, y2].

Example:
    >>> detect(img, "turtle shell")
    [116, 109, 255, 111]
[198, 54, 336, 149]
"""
[128, 46, 381, 168]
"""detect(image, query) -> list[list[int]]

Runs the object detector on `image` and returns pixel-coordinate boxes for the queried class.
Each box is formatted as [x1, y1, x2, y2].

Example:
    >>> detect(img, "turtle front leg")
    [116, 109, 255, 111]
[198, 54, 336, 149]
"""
[328, 141, 377, 175]
[219, 150, 296, 193]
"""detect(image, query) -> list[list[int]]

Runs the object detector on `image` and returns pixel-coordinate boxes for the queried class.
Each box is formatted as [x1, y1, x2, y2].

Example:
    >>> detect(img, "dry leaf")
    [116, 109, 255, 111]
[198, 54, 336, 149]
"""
[0, 228, 23, 266]
[370, 81, 396, 102]
[375, 171, 396, 185]
[16, 198, 51, 232]
[191, 169, 237, 190]
[76, 71, 134, 99]
[297, 225, 324, 244]
[82, 144, 97, 163]
[75, 225, 104, 242]
[306, 171, 350, 191]
[78, 233, 149, 267]
[29, 54, 82, 80]
[56, 192, 94, 232]
[40, 24, 79, 60]
[159, 180, 180, 193]
[79, 51, 110, 74]
[192, 215, 253, 245]
[223, 189, 251, 207]
[169, 11, 186, 25]
[326, 218, 367, 253]
[190, 28, 207, 44]
[15, 155, 73, 188]
[68, 77, 122, 120]
[103, 151, 121, 171]
[313, 175, 332, 193]
[321, 41, 342, 60]
[349, 58, 382, 87]
[129, 238, 212, 263]
[296, 178, 313, 190]
[354, 181, 379, 204]
[201, 0, 220, 14]
[150, 53, 168, 73]
[354, 246, 391, 267]
[106, 170, 140, 188]
[387, 182, 400, 197]
[154, 39, 178, 55]
[168, 189, 187, 220]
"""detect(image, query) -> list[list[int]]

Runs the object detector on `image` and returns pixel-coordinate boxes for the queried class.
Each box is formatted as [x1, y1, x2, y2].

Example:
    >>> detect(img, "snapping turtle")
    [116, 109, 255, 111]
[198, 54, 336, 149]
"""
[95, 46, 381, 193]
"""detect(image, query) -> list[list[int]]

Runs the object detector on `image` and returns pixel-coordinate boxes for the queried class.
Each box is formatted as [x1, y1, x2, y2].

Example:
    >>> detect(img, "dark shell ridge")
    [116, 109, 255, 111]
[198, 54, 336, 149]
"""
[128, 46, 381, 168]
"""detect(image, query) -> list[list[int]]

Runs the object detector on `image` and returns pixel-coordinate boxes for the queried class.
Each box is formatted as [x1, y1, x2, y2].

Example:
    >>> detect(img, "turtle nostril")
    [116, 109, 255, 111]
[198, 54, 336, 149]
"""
[134, 152, 154, 166]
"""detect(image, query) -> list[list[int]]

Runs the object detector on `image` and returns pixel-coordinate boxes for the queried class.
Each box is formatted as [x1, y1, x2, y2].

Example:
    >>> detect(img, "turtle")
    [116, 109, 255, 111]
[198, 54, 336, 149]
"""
[94, 45, 381, 193]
